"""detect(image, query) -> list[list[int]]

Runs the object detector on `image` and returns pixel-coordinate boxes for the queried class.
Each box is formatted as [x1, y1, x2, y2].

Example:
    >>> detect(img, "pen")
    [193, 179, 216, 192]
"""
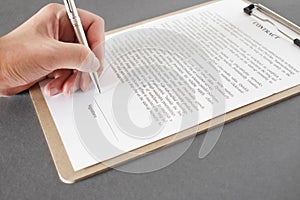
[63, 0, 102, 93]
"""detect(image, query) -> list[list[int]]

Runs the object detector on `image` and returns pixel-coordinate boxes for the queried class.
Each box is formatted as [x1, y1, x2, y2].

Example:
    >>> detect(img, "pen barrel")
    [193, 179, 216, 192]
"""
[74, 25, 89, 47]
[69, 16, 89, 47]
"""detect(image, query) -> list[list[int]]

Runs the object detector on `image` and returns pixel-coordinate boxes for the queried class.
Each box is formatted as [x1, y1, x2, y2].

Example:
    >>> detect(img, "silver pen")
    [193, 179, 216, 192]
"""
[63, 0, 102, 93]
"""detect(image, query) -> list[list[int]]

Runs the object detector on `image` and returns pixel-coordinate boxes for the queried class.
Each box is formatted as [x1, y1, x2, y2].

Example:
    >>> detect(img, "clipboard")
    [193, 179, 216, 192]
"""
[29, 0, 300, 184]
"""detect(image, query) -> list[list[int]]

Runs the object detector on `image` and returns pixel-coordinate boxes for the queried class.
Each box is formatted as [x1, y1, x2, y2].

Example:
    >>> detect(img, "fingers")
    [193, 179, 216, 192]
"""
[44, 68, 104, 97]
[51, 42, 100, 72]
[92, 42, 105, 71]
[42, 3, 105, 48]
[37, 3, 105, 96]
[57, 7, 105, 71]
[79, 46, 104, 92]
[77, 9, 105, 51]
[44, 69, 73, 96]
[62, 71, 81, 96]
[79, 72, 91, 92]
[44, 69, 81, 96]
[37, 3, 105, 74]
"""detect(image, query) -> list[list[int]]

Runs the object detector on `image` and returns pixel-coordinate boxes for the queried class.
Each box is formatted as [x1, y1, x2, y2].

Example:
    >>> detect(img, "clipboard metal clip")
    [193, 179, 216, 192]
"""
[244, 4, 300, 48]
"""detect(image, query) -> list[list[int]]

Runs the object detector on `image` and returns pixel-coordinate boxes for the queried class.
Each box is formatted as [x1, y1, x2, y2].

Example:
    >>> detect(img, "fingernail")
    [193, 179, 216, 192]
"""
[65, 89, 71, 97]
[44, 89, 51, 96]
[71, 85, 79, 93]
[81, 81, 91, 92]
[50, 88, 59, 96]
[63, 87, 70, 97]
[80, 52, 100, 72]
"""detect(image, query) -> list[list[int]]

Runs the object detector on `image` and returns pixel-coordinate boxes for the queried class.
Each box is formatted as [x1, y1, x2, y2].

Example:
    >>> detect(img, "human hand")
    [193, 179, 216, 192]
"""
[0, 3, 104, 97]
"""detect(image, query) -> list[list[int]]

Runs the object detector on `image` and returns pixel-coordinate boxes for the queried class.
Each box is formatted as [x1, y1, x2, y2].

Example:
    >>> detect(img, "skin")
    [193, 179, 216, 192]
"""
[0, 3, 105, 97]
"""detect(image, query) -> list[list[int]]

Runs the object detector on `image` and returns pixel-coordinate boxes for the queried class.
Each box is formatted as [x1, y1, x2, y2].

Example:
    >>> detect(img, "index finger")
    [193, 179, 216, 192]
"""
[77, 9, 105, 50]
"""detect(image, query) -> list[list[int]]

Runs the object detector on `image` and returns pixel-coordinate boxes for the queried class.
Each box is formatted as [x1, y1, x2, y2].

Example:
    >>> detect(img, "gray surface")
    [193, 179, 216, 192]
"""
[0, 0, 299, 199]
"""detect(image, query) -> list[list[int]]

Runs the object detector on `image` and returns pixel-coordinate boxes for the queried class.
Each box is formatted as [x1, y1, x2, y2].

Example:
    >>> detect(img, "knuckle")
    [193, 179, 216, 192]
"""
[98, 16, 105, 24]
[42, 3, 64, 14]
[44, 3, 63, 11]
[96, 16, 105, 26]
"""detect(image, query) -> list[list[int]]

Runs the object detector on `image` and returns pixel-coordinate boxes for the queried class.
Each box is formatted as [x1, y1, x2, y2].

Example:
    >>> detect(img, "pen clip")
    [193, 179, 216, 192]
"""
[63, 0, 82, 28]
[66, 0, 73, 12]
[64, 0, 81, 22]
[64, 0, 74, 15]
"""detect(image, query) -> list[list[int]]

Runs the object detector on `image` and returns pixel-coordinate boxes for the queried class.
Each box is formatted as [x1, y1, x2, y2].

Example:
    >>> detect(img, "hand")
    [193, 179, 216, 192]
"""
[0, 3, 105, 97]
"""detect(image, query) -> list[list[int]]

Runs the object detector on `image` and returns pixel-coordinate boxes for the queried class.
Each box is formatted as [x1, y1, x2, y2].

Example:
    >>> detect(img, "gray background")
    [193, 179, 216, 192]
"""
[0, 0, 299, 199]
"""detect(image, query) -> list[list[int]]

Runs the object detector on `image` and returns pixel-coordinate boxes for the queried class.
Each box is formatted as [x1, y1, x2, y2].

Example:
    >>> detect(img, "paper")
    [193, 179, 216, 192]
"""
[40, 0, 300, 171]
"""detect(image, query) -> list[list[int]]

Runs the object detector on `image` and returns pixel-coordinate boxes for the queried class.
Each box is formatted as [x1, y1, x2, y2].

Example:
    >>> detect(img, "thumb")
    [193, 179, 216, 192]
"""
[52, 41, 100, 72]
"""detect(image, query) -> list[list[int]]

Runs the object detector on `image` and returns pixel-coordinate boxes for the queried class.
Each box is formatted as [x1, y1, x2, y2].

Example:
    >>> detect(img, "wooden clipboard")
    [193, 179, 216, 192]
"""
[29, 0, 300, 184]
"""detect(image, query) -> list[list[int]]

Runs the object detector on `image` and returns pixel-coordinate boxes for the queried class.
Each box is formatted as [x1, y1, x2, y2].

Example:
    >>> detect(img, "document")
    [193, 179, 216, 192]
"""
[40, 0, 300, 171]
